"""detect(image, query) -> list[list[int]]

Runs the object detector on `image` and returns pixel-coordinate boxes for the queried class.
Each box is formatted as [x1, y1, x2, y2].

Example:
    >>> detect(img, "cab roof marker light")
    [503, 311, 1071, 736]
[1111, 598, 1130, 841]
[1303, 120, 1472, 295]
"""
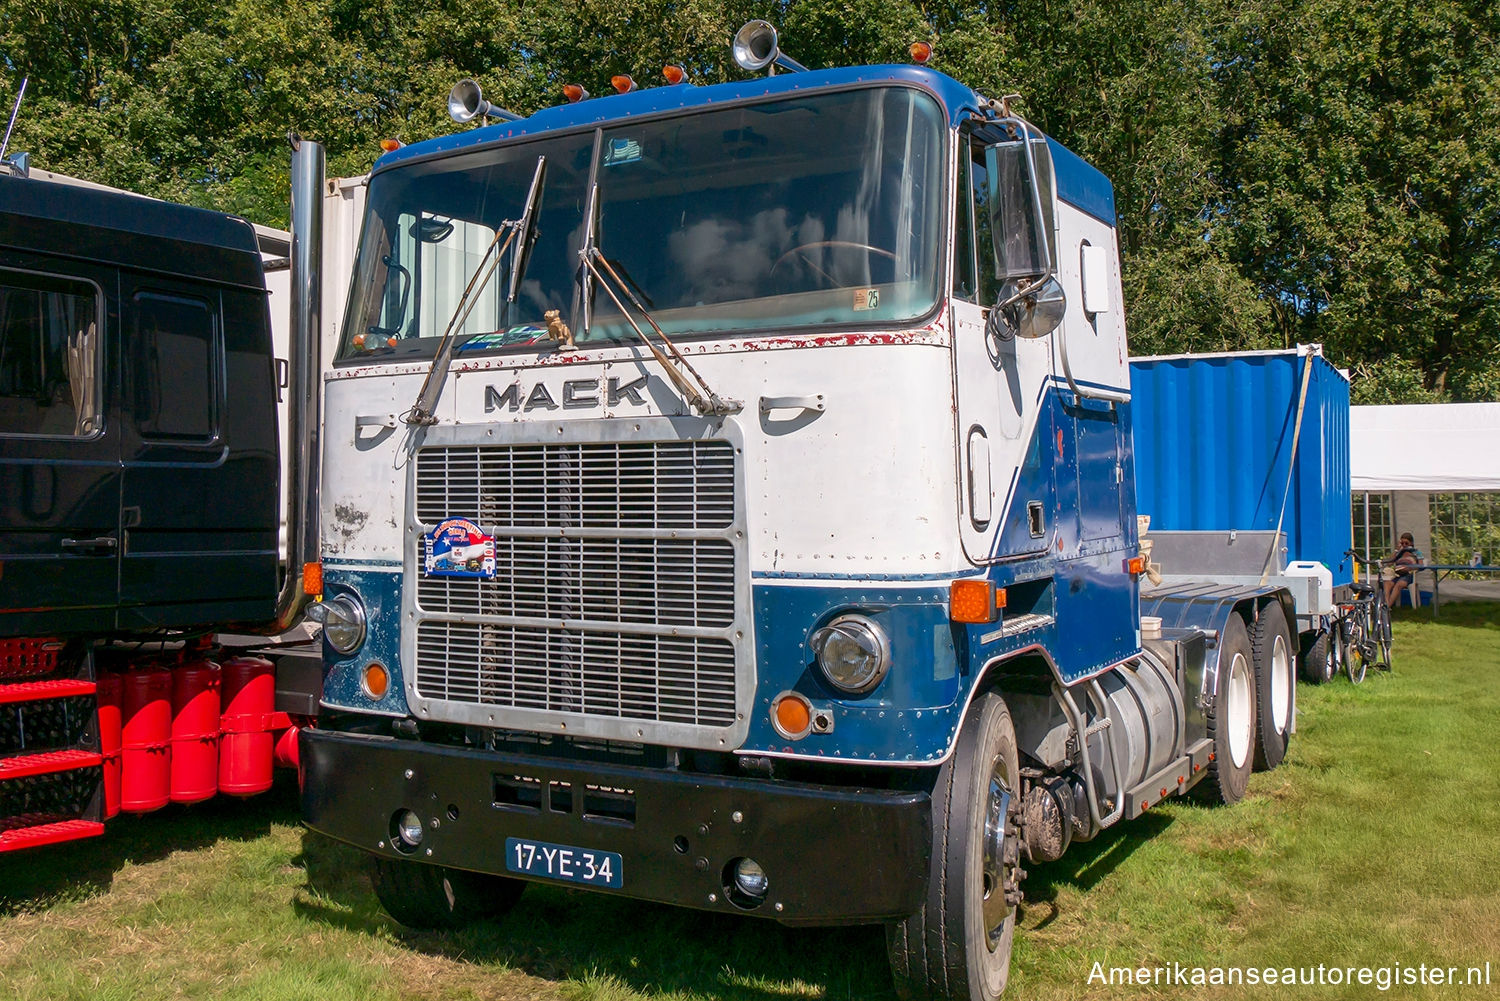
[378, 138, 403, 153]
[562, 83, 590, 103]
[610, 74, 637, 94]
[909, 41, 933, 64]
[662, 64, 688, 85]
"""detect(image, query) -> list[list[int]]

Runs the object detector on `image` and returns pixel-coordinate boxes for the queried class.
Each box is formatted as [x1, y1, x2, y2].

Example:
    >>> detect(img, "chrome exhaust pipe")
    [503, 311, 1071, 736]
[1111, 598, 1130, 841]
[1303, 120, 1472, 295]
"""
[267, 133, 325, 633]
[731, 20, 807, 74]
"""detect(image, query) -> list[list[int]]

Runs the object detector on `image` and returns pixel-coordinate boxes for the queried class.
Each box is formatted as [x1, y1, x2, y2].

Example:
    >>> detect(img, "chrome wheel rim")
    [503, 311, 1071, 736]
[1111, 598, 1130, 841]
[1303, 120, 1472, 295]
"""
[1227, 651, 1254, 769]
[980, 753, 1015, 950]
[1270, 633, 1292, 734]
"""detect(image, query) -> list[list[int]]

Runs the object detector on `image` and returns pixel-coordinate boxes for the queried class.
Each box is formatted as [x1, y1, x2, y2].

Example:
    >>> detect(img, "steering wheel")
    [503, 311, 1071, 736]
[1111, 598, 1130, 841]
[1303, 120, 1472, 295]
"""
[770, 240, 898, 285]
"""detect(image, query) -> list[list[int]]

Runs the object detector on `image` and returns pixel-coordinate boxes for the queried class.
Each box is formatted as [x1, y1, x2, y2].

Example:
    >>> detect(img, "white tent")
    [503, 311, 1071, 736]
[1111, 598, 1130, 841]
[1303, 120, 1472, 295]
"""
[1351, 403, 1500, 603]
[1351, 403, 1500, 492]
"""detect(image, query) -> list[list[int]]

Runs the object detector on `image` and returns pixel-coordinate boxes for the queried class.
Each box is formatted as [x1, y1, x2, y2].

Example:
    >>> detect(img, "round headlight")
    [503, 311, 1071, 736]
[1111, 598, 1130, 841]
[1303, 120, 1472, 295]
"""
[313, 594, 367, 655]
[810, 614, 890, 694]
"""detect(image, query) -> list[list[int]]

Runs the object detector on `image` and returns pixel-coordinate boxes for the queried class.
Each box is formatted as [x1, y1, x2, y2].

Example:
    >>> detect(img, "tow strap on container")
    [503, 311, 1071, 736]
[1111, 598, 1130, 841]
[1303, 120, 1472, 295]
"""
[1261, 349, 1316, 585]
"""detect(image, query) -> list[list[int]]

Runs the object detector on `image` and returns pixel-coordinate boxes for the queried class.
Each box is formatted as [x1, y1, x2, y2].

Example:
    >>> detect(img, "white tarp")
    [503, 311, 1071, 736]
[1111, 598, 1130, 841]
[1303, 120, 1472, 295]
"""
[1351, 403, 1500, 492]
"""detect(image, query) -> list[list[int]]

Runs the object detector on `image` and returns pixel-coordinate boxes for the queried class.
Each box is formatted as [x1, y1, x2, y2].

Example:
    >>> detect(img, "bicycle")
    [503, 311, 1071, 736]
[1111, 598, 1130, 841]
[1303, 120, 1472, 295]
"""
[1338, 550, 1393, 683]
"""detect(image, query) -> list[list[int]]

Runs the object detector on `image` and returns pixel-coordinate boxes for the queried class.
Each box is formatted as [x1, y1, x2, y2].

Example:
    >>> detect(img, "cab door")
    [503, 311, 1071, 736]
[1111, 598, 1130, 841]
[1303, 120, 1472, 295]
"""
[951, 123, 1056, 564]
[117, 277, 278, 629]
[0, 262, 121, 635]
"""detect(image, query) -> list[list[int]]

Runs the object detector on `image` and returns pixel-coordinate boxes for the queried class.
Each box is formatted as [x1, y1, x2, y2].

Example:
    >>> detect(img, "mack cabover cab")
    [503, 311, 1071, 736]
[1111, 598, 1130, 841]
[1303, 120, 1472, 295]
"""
[301, 24, 1299, 1001]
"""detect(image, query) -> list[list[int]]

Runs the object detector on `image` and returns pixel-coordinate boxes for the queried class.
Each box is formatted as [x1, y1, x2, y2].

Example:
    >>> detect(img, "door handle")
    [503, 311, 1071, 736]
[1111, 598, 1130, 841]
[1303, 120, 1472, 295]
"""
[758, 394, 825, 415]
[61, 536, 118, 553]
[356, 413, 398, 430]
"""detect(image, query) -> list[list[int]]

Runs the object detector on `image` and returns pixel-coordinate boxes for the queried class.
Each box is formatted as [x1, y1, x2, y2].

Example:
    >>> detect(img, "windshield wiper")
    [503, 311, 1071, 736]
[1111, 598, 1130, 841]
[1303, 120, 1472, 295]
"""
[505, 157, 546, 313]
[403, 155, 547, 427]
[580, 244, 743, 417]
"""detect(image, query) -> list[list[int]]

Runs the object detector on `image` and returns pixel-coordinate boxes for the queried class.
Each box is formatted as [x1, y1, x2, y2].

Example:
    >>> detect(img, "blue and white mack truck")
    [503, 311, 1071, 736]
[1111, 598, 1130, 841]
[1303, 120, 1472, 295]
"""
[299, 23, 1301, 1000]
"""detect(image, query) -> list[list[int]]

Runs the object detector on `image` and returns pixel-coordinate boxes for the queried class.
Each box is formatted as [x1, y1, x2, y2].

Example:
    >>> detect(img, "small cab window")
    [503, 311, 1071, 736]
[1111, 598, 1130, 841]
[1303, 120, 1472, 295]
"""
[953, 132, 999, 306]
[132, 292, 217, 440]
[0, 270, 101, 437]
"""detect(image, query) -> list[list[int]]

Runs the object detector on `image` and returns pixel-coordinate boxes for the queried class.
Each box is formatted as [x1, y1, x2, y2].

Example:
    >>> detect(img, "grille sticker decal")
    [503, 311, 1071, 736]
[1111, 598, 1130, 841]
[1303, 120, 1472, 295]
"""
[423, 518, 496, 579]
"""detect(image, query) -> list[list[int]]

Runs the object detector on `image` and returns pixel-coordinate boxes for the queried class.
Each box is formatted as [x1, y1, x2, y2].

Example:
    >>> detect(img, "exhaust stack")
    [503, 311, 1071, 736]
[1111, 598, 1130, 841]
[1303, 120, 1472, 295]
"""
[268, 133, 325, 632]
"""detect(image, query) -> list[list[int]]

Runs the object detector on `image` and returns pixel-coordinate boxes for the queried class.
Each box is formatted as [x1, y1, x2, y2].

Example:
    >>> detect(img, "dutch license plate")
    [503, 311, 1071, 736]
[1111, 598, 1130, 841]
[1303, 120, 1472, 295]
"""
[504, 836, 623, 889]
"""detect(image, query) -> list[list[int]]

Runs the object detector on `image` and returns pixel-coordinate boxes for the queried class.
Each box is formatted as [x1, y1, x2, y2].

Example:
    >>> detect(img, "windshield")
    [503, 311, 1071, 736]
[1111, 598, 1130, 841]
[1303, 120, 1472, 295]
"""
[337, 86, 945, 363]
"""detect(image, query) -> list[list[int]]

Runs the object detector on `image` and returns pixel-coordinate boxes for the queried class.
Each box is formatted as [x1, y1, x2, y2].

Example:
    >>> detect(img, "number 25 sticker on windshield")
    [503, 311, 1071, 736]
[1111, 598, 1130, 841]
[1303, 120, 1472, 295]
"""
[424, 518, 496, 579]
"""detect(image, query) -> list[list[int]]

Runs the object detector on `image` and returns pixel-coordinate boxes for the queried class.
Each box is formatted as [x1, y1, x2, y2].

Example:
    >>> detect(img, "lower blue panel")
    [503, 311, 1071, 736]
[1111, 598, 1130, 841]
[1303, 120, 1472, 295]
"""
[321, 565, 410, 716]
[744, 584, 965, 763]
[1049, 552, 1140, 683]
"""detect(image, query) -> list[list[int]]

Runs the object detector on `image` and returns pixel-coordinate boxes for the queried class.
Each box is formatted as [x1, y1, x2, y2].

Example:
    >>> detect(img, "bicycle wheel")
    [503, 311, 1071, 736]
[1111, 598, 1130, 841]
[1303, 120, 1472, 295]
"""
[1344, 611, 1368, 685]
[1373, 600, 1393, 670]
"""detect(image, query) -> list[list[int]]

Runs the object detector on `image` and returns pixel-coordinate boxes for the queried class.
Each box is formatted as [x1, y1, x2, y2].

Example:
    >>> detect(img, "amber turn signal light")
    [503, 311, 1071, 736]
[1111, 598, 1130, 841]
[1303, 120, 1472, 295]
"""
[302, 561, 323, 596]
[1125, 555, 1146, 575]
[950, 580, 999, 624]
[771, 692, 813, 740]
[362, 663, 389, 699]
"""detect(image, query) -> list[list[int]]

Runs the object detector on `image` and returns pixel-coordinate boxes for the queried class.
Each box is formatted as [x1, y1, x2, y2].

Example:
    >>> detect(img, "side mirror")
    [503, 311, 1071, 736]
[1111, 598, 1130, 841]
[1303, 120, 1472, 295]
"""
[997, 275, 1066, 340]
[982, 122, 1061, 339]
[983, 130, 1055, 281]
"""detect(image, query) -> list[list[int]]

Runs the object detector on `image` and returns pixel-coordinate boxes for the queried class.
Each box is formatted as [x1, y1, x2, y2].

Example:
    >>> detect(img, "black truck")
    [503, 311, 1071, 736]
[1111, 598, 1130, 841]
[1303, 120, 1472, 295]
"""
[0, 144, 322, 850]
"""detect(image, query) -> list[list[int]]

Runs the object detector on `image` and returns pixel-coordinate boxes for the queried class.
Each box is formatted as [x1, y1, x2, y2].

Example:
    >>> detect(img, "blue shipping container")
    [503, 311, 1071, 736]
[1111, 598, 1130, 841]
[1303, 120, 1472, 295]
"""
[1130, 347, 1353, 586]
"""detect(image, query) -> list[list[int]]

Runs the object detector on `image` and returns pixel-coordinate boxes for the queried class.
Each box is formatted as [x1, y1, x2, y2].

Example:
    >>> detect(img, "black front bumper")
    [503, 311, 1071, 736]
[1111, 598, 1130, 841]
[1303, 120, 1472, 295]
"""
[301, 729, 931, 926]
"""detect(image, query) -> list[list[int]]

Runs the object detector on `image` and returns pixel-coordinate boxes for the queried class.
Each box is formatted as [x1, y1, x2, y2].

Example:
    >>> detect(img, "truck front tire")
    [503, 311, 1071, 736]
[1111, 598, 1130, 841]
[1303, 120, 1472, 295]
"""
[887, 692, 1020, 1001]
[369, 856, 525, 930]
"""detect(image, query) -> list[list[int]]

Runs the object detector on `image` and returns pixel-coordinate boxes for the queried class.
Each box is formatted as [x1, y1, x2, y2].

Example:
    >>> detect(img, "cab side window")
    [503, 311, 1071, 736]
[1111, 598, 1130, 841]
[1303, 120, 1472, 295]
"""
[132, 291, 217, 441]
[952, 130, 999, 306]
[0, 270, 101, 437]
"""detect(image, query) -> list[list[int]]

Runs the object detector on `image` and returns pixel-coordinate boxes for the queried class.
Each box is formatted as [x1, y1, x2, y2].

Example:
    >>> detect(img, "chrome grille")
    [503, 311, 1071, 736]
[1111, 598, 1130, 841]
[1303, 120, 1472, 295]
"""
[415, 621, 737, 725]
[418, 537, 735, 627]
[409, 436, 742, 738]
[415, 441, 735, 531]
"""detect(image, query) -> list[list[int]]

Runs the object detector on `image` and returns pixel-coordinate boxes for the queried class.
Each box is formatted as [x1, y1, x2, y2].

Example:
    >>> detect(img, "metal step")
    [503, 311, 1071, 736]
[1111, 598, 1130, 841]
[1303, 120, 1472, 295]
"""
[0, 679, 96, 705]
[0, 748, 103, 780]
[0, 816, 105, 853]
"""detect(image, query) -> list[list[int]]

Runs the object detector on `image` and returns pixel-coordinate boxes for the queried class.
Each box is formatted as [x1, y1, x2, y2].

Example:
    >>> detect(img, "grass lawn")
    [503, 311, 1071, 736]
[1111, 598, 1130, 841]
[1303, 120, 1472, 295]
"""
[1, 603, 1497, 1000]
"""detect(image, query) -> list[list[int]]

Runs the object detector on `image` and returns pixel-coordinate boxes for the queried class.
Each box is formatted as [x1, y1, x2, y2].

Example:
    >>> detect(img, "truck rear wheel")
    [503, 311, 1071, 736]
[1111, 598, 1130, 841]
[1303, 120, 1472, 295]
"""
[369, 856, 525, 930]
[1298, 628, 1335, 684]
[1251, 603, 1294, 771]
[1195, 614, 1256, 805]
[886, 692, 1021, 1001]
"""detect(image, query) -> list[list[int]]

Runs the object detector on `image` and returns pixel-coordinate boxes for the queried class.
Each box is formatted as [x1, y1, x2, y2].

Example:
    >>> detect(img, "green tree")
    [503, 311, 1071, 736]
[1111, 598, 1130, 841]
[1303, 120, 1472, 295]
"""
[1, 0, 1496, 401]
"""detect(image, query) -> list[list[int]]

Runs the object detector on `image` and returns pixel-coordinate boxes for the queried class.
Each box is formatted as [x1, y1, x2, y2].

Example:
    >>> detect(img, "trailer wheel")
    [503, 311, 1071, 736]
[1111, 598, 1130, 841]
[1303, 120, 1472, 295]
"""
[1195, 614, 1256, 805]
[886, 692, 1021, 1001]
[369, 856, 525, 930]
[1298, 629, 1335, 684]
[1251, 603, 1294, 771]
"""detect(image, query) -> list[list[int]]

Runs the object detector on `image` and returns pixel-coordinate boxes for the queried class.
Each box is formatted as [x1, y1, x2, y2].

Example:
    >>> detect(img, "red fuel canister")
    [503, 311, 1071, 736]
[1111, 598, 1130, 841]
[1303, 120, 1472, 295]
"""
[95, 671, 123, 819]
[219, 656, 274, 797]
[120, 665, 172, 813]
[170, 658, 222, 804]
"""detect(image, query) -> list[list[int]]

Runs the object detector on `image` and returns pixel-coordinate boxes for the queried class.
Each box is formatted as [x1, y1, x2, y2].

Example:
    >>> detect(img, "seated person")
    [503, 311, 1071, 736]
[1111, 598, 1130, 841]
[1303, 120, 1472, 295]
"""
[1381, 533, 1423, 609]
